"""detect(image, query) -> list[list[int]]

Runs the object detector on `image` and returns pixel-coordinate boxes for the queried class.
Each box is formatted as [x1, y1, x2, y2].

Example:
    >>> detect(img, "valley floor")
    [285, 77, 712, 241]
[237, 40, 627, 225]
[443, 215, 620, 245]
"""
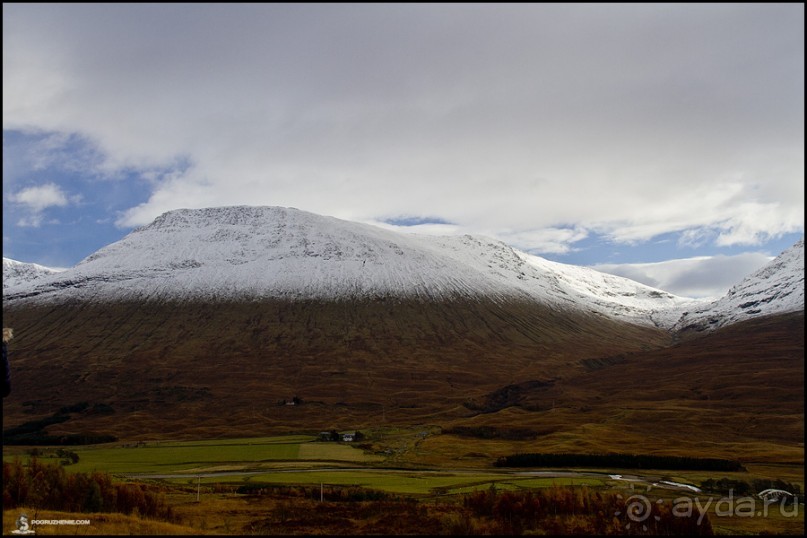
[3, 431, 803, 535]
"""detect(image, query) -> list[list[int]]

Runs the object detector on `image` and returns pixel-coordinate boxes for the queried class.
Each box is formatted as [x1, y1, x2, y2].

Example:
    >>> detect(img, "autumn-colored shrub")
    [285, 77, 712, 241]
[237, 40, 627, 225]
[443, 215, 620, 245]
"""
[2, 457, 174, 521]
[463, 485, 713, 535]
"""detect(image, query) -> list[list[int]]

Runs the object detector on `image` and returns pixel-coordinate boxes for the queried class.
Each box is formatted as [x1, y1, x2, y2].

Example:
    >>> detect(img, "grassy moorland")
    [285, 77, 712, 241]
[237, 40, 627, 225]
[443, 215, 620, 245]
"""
[2, 305, 800, 465]
[3, 431, 803, 535]
[1, 296, 672, 443]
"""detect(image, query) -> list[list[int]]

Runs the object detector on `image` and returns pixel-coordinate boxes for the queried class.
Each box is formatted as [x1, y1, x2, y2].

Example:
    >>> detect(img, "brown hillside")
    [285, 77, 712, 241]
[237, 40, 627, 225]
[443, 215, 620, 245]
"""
[2, 297, 669, 440]
[438, 311, 804, 463]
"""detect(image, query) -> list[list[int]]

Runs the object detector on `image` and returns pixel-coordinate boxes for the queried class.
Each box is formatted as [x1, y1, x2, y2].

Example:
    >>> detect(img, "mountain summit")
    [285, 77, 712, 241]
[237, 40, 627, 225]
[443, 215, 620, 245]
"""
[3, 205, 697, 328]
[673, 238, 804, 333]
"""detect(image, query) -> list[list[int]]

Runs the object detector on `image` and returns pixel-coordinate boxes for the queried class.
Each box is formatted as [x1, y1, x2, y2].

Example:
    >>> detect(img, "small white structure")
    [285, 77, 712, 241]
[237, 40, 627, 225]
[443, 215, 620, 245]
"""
[758, 488, 794, 501]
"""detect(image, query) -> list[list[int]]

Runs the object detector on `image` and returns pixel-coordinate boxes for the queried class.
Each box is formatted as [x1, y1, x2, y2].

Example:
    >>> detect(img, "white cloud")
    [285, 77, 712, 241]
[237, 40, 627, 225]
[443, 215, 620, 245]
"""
[2, 4, 804, 254]
[593, 253, 775, 299]
[364, 220, 462, 238]
[8, 182, 81, 228]
[11, 182, 69, 212]
[496, 227, 590, 255]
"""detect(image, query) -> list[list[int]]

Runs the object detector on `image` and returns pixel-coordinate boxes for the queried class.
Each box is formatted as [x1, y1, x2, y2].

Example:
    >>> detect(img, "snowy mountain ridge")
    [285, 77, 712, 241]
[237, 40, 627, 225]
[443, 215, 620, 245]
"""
[5, 206, 802, 331]
[2, 257, 66, 290]
[2, 206, 703, 328]
[673, 238, 804, 332]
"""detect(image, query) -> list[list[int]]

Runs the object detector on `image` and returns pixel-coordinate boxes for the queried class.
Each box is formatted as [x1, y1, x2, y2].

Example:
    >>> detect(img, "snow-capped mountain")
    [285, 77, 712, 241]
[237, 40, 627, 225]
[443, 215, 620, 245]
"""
[673, 238, 804, 332]
[2, 206, 701, 328]
[3, 257, 65, 290]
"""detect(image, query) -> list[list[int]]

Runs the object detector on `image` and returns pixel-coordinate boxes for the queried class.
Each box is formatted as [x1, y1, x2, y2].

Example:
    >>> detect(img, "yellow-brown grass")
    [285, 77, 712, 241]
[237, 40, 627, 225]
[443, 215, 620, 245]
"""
[2, 297, 670, 440]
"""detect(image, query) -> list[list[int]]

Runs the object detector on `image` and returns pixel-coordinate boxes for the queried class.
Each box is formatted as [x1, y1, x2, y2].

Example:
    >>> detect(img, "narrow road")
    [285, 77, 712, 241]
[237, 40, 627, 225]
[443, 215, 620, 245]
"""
[124, 467, 701, 493]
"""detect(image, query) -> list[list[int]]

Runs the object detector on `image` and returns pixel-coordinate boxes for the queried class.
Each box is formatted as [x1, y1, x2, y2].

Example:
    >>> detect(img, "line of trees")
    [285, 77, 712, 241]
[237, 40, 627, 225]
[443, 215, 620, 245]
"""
[495, 452, 746, 472]
[2, 458, 174, 521]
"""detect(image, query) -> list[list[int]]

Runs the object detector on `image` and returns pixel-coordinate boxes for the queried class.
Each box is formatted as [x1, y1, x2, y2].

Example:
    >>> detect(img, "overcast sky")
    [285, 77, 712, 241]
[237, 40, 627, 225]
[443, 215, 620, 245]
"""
[3, 3, 804, 299]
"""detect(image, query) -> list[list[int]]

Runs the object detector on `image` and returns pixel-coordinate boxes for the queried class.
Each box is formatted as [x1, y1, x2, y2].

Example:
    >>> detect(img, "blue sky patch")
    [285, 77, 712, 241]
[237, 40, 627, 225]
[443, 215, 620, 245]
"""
[382, 216, 454, 227]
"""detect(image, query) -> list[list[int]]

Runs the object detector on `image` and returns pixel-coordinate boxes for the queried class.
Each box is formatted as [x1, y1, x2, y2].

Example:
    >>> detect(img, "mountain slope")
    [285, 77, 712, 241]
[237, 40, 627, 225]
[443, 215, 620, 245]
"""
[3, 257, 64, 290]
[1, 206, 682, 440]
[2, 206, 699, 328]
[2, 297, 673, 440]
[433, 310, 804, 464]
[673, 238, 804, 334]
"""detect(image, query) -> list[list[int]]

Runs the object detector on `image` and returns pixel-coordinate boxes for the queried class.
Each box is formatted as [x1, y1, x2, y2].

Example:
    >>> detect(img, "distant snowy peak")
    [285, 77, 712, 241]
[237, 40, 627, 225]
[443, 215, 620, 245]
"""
[519, 254, 703, 329]
[3, 258, 65, 290]
[674, 238, 804, 332]
[3, 206, 700, 327]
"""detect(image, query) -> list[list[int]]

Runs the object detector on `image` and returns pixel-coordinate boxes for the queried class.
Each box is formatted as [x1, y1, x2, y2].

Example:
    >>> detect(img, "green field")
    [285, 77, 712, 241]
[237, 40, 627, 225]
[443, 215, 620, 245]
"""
[1, 435, 622, 495]
[189, 470, 510, 494]
[163, 468, 611, 496]
[3, 435, 383, 475]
